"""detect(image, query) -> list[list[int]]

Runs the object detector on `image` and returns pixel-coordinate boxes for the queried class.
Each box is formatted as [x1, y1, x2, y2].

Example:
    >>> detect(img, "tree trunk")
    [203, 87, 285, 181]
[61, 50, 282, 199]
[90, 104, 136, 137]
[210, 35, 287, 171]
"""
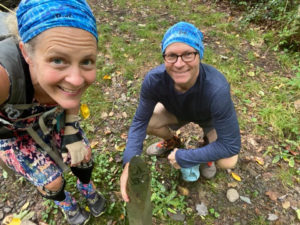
[127, 156, 152, 225]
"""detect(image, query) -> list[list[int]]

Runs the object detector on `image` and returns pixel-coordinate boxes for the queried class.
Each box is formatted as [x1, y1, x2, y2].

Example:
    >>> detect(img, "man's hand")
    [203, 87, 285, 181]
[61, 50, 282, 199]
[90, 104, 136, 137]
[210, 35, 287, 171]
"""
[120, 162, 130, 202]
[168, 148, 181, 169]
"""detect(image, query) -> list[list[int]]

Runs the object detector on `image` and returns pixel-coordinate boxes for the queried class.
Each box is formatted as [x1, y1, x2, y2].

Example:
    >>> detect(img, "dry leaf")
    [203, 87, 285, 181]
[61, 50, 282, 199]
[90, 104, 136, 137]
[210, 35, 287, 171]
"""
[80, 104, 90, 119]
[20, 201, 30, 211]
[120, 133, 127, 140]
[231, 172, 241, 181]
[228, 182, 238, 188]
[282, 201, 290, 209]
[265, 191, 279, 201]
[177, 186, 189, 196]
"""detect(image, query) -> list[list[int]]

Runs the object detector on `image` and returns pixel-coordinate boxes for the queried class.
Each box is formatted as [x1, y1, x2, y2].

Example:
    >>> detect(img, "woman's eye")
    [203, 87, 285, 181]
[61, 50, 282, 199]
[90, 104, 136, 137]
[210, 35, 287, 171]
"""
[52, 58, 63, 64]
[81, 59, 94, 66]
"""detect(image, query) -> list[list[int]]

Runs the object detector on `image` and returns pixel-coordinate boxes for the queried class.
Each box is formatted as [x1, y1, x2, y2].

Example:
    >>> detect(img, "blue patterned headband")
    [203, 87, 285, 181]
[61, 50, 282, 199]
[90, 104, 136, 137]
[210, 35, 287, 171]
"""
[17, 0, 98, 43]
[161, 22, 204, 59]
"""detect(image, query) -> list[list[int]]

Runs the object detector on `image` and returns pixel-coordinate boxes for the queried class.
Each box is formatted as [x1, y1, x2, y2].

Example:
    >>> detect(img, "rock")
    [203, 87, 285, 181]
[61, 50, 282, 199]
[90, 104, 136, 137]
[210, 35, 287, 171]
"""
[267, 213, 278, 221]
[3, 207, 12, 213]
[0, 211, 4, 220]
[167, 211, 185, 222]
[196, 202, 208, 216]
[21, 220, 37, 225]
[294, 99, 300, 111]
[240, 196, 252, 204]
[227, 188, 239, 202]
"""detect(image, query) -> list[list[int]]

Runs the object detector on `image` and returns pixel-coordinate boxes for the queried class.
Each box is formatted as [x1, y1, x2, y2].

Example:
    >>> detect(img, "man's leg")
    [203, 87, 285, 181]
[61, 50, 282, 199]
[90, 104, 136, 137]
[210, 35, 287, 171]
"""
[146, 103, 182, 156]
[205, 128, 239, 169]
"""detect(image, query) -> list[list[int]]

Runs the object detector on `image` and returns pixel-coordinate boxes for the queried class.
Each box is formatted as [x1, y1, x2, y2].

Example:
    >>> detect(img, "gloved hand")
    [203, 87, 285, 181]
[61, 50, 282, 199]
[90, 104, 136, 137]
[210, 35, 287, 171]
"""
[61, 114, 88, 165]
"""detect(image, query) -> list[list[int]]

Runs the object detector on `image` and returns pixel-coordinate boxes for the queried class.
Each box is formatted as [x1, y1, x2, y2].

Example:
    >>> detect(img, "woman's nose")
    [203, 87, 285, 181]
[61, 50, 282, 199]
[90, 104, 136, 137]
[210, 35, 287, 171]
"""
[65, 66, 84, 86]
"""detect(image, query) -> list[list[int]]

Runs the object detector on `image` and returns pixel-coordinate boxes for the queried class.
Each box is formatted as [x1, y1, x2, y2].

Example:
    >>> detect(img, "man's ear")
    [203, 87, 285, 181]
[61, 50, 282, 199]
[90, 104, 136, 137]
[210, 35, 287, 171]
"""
[19, 42, 32, 65]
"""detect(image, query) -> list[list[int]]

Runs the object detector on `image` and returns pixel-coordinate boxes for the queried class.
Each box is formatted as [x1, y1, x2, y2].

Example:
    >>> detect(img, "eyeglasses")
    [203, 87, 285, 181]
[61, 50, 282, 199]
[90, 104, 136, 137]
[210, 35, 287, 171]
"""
[163, 52, 198, 63]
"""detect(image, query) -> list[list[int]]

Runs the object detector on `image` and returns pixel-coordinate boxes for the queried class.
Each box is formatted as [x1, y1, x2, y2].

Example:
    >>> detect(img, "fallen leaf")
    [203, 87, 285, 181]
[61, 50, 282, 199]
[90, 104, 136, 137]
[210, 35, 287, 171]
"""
[282, 201, 290, 209]
[248, 71, 255, 77]
[177, 186, 189, 196]
[20, 201, 30, 211]
[115, 143, 126, 151]
[103, 74, 111, 80]
[255, 156, 264, 165]
[90, 141, 99, 149]
[265, 191, 279, 201]
[101, 112, 108, 119]
[231, 172, 241, 181]
[80, 104, 90, 119]
[120, 133, 127, 140]
[227, 182, 238, 188]
[8, 218, 21, 225]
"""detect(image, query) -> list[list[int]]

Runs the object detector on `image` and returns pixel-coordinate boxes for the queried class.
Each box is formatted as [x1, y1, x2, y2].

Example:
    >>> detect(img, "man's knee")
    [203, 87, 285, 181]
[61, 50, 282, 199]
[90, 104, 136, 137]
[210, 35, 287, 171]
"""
[216, 155, 238, 169]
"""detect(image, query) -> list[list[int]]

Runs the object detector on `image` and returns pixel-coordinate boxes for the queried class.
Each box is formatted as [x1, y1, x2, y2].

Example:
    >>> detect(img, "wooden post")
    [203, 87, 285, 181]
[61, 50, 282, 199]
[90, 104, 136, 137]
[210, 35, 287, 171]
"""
[127, 156, 152, 225]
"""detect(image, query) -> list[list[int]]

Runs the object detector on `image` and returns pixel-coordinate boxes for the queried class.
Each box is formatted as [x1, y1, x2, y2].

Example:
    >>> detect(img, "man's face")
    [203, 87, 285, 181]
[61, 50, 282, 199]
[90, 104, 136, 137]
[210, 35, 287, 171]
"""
[164, 42, 200, 92]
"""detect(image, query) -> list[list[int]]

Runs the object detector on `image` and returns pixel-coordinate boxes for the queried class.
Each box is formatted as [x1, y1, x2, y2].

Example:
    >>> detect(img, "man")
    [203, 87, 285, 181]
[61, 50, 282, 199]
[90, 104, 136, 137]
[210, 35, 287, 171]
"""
[120, 22, 241, 202]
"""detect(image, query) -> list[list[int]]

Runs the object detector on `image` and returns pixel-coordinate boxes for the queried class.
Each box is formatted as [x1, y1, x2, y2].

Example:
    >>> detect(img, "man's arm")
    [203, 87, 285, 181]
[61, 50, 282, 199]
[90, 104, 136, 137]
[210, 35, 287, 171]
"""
[175, 86, 241, 168]
[0, 65, 10, 105]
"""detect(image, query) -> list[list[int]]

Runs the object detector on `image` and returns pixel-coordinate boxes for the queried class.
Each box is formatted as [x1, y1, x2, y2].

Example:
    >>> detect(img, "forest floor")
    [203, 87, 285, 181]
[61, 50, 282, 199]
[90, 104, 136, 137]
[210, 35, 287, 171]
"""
[0, 0, 299, 225]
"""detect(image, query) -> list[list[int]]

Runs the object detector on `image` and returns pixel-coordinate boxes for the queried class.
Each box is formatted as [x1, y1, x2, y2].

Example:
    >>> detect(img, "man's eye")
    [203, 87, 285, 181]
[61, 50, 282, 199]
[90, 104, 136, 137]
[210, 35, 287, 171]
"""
[184, 52, 193, 57]
[167, 54, 177, 59]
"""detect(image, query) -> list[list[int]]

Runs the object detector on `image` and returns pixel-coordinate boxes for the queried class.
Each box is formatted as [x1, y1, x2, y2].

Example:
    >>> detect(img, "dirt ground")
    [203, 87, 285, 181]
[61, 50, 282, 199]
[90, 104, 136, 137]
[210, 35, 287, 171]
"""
[0, 1, 299, 225]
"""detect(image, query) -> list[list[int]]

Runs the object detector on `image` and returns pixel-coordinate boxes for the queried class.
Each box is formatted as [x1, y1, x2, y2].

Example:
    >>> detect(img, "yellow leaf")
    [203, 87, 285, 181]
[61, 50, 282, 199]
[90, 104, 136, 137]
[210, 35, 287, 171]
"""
[85, 206, 90, 212]
[115, 143, 126, 151]
[80, 104, 90, 119]
[20, 201, 30, 211]
[255, 157, 264, 165]
[231, 172, 241, 181]
[90, 141, 99, 149]
[248, 71, 255, 77]
[103, 74, 111, 80]
[8, 218, 21, 225]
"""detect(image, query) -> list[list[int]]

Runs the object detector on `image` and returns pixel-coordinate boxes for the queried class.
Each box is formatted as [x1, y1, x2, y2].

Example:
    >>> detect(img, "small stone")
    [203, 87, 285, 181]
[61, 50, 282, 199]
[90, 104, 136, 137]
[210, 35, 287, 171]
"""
[21, 220, 37, 225]
[167, 211, 185, 221]
[227, 188, 239, 202]
[240, 196, 252, 204]
[267, 214, 278, 221]
[196, 202, 208, 216]
[3, 207, 12, 213]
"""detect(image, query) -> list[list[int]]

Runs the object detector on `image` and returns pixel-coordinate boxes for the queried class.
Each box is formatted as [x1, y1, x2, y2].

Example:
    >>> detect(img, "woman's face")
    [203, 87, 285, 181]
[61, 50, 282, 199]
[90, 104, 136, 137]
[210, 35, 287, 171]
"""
[22, 27, 97, 109]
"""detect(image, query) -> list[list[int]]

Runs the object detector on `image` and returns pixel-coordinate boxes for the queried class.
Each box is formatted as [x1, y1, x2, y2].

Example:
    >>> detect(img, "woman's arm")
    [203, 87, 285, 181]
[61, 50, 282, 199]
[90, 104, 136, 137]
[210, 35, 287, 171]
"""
[0, 65, 10, 105]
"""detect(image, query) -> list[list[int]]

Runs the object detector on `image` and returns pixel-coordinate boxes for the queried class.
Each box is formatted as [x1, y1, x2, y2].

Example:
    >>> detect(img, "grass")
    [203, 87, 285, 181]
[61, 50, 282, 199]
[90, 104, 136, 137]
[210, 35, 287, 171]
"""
[39, 0, 300, 224]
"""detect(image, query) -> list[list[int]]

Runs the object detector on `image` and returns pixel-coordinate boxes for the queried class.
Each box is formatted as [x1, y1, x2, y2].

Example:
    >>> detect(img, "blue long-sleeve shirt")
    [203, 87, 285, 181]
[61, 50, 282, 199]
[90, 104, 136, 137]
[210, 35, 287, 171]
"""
[123, 63, 241, 168]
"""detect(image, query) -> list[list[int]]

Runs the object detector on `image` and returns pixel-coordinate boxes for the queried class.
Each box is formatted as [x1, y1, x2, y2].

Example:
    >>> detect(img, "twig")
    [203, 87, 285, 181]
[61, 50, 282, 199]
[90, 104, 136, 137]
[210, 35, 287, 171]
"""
[0, 4, 16, 14]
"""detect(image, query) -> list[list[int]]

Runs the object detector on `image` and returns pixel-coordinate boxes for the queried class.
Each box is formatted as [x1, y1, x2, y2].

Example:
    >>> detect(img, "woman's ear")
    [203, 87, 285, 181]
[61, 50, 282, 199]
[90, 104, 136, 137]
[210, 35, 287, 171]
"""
[19, 42, 32, 65]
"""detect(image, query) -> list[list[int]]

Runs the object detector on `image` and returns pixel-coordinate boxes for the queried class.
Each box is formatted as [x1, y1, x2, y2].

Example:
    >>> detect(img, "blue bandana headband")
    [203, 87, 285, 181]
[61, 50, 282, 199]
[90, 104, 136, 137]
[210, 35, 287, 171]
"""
[161, 22, 204, 59]
[17, 0, 98, 43]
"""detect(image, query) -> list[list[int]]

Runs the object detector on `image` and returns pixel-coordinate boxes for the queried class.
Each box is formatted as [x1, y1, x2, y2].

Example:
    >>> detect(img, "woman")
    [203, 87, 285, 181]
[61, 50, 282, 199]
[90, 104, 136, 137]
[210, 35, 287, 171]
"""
[0, 1, 105, 224]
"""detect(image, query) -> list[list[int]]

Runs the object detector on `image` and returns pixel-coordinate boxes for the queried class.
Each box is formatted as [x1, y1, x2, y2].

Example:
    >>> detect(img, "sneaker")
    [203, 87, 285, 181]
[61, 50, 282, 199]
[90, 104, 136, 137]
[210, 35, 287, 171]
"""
[87, 192, 106, 217]
[146, 136, 181, 156]
[200, 162, 216, 179]
[64, 205, 90, 225]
